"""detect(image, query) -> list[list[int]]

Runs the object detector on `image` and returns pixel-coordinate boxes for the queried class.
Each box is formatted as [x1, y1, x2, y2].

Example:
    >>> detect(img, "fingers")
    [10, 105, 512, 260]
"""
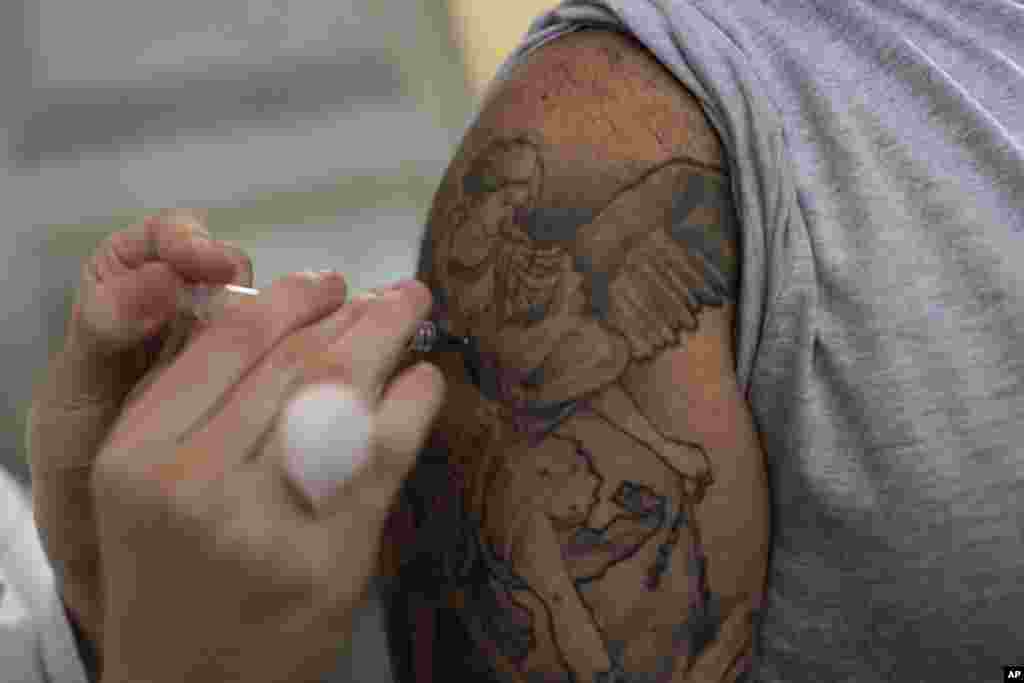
[103, 270, 348, 462]
[75, 261, 183, 352]
[287, 361, 444, 589]
[331, 360, 446, 516]
[184, 280, 433, 466]
[71, 210, 251, 352]
[124, 310, 200, 409]
[175, 290, 379, 479]
[275, 282, 442, 522]
[123, 234, 254, 406]
[28, 210, 230, 482]
[177, 280, 437, 505]
[89, 211, 236, 286]
[309, 279, 433, 405]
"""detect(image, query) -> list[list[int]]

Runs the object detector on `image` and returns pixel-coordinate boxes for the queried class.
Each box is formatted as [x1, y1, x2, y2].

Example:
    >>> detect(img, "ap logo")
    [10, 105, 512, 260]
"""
[1006, 666, 1023, 680]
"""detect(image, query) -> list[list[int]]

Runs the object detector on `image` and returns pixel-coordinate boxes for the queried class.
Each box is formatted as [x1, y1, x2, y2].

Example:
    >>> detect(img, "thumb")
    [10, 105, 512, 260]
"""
[33, 261, 184, 420]
[28, 262, 185, 474]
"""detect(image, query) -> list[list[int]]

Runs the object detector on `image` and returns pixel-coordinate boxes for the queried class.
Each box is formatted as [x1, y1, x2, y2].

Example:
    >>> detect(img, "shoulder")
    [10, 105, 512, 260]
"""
[470, 28, 725, 178]
[421, 27, 739, 351]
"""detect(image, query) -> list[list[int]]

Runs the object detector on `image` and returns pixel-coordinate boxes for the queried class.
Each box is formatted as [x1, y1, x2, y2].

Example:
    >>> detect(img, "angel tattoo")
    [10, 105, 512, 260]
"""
[416, 136, 745, 682]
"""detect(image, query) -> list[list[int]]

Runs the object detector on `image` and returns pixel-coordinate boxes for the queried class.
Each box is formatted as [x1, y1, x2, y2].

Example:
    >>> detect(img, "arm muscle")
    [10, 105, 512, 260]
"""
[382, 29, 769, 683]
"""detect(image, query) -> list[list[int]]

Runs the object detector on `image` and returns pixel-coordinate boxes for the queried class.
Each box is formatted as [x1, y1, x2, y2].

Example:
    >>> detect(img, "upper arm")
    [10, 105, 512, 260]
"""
[385, 29, 769, 683]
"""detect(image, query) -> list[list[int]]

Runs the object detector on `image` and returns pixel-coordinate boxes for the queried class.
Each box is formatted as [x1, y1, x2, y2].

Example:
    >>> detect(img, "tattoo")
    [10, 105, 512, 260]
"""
[385, 127, 758, 683]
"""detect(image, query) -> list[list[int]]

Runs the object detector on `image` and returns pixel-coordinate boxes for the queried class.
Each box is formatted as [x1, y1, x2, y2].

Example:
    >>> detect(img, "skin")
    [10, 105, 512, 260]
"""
[27, 210, 444, 683]
[30, 207, 450, 683]
[381, 30, 770, 683]
[26, 209, 250, 677]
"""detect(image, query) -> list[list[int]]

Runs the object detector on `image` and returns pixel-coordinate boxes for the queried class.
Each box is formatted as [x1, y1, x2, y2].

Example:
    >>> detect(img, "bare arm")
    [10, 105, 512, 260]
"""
[381, 29, 769, 683]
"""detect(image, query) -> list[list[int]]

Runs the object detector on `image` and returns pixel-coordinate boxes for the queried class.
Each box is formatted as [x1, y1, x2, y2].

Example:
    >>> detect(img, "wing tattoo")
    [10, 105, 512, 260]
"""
[573, 159, 740, 360]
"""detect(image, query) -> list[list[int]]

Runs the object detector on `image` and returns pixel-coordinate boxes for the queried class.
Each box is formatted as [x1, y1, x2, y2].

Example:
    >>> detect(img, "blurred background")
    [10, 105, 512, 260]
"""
[0, 0, 553, 680]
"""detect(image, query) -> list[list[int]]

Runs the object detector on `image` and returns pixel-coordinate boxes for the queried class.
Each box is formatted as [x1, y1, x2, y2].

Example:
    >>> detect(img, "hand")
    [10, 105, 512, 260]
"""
[91, 271, 444, 683]
[26, 209, 253, 654]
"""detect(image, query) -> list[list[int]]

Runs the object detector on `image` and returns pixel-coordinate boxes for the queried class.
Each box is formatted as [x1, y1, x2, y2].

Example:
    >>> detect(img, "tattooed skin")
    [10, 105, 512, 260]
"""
[379, 30, 767, 683]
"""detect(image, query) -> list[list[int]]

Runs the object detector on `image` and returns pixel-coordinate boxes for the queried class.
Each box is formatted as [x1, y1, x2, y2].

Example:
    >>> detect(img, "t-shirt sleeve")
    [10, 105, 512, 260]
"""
[1, 468, 91, 683]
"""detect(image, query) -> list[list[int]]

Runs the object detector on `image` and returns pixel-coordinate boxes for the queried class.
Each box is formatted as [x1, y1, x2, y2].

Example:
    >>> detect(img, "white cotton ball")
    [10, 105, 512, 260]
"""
[281, 383, 373, 506]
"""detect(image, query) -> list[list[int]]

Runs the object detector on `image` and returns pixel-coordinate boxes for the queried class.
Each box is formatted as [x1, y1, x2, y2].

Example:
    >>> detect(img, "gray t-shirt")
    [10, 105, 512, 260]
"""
[489, 1, 1024, 681]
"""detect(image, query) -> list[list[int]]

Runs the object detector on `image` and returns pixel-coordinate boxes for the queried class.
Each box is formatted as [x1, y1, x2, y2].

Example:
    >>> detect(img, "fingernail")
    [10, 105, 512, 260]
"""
[298, 269, 340, 284]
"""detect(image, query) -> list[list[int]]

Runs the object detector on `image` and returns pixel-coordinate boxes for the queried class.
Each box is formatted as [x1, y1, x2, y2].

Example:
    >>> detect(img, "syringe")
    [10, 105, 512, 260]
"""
[177, 283, 468, 354]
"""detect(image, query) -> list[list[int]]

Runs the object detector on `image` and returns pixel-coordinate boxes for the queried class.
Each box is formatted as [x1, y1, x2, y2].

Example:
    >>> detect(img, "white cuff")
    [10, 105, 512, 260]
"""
[1, 467, 90, 683]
